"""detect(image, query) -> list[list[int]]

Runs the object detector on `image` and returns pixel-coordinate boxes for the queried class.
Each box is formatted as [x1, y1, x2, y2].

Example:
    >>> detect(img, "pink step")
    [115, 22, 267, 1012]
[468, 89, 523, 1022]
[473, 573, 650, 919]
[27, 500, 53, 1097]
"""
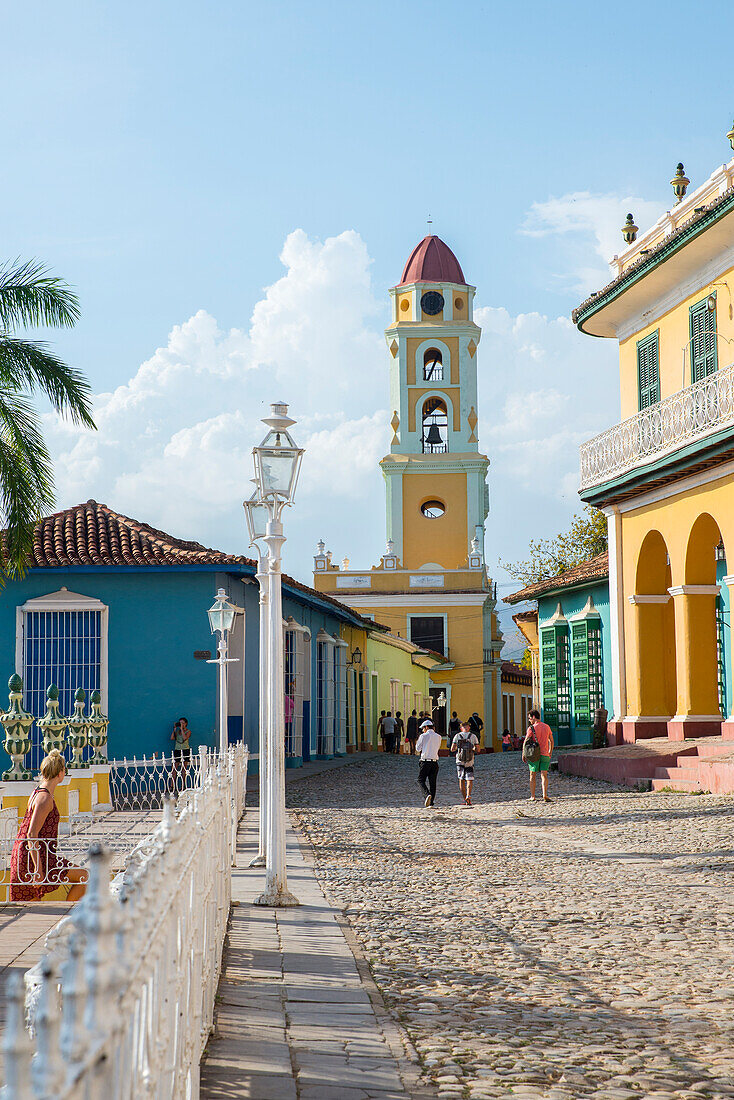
[651, 777, 706, 792]
[693, 740, 734, 757]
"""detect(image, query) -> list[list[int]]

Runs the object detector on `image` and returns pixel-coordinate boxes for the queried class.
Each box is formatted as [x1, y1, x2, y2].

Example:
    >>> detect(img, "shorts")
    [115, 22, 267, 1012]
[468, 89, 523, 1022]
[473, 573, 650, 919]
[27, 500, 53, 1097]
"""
[528, 755, 551, 773]
[173, 748, 191, 759]
[456, 763, 474, 780]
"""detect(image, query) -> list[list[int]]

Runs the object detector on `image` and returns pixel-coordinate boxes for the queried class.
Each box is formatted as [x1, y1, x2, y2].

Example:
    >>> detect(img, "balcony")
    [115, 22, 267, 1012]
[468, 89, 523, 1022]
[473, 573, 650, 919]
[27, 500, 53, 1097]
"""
[579, 361, 734, 491]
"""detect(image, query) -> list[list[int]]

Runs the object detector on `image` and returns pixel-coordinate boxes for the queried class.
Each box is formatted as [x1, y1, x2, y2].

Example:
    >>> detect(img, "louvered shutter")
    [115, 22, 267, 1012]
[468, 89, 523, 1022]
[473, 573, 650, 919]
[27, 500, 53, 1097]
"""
[637, 332, 660, 410]
[541, 628, 558, 728]
[690, 300, 717, 383]
[571, 622, 591, 730]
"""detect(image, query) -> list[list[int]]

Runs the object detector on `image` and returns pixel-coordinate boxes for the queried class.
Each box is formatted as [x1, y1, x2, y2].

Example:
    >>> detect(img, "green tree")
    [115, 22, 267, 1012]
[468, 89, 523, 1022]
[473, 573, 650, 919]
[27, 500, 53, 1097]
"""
[502, 505, 607, 588]
[519, 647, 533, 671]
[0, 260, 96, 579]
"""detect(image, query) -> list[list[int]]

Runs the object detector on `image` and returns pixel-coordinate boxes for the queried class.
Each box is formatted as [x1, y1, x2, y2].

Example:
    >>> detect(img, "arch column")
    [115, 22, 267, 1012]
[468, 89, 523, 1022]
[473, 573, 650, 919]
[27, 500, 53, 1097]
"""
[622, 595, 672, 741]
[667, 585, 722, 740]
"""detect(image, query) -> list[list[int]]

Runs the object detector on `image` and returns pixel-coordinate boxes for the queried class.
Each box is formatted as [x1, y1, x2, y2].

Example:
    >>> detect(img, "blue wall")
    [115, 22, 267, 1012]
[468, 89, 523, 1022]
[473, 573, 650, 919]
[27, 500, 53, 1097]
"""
[538, 580, 612, 747]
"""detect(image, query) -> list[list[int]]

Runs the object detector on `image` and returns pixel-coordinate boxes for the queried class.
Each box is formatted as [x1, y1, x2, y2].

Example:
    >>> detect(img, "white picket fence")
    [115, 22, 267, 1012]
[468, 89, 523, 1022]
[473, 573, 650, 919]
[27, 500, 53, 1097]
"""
[2, 743, 248, 1099]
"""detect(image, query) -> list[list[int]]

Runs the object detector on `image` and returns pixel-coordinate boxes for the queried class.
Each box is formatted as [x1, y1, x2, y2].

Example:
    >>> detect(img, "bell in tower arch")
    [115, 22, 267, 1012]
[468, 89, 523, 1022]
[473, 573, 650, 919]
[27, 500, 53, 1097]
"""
[425, 422, 443, 447]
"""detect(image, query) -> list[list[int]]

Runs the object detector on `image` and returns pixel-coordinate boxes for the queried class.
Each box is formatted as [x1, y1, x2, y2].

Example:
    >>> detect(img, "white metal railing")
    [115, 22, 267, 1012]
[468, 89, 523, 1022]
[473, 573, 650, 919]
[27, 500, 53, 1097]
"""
[2, 743, 248, 1098]
[579, 360, 734, 490]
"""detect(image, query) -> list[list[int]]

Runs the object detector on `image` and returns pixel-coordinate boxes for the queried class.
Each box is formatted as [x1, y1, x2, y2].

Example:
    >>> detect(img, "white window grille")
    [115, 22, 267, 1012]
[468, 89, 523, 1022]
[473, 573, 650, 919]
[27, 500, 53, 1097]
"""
[347, 668, 357, 749]
[18, 591, 108, 772]
[316, 631, 345, 756]
[389, 678, 400, 715]
[334, 638, 347, 754]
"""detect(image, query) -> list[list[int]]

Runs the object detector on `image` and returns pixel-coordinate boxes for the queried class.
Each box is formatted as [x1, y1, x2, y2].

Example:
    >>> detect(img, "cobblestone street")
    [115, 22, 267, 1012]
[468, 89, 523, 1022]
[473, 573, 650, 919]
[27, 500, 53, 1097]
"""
[291, 752, 734, 1100]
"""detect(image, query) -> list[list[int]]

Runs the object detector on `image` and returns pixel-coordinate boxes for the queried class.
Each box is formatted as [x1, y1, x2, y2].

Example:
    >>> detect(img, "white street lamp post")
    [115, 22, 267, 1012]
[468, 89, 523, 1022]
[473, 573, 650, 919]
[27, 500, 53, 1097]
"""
[251, 403, 303, 908]
[207, 589, 238, 756]
[243, 495, 271, 869]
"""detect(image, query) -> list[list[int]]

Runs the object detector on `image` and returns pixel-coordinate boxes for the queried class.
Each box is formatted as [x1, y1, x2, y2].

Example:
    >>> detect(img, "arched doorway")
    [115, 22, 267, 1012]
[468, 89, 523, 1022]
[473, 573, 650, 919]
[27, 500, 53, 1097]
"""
[625, 530, 676, 740]
[668, 513, 727, 739]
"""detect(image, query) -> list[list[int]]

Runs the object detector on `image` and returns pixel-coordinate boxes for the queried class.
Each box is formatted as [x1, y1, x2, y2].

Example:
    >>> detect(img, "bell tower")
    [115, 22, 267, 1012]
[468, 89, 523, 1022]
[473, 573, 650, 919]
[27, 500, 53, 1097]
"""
[383, 235, 488, 569]
[313, 234, 503, 750]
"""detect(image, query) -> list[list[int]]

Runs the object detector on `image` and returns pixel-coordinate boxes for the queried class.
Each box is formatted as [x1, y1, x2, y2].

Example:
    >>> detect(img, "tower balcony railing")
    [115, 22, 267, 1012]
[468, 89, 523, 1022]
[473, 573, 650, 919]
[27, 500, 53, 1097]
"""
[579, 360, 734, 491]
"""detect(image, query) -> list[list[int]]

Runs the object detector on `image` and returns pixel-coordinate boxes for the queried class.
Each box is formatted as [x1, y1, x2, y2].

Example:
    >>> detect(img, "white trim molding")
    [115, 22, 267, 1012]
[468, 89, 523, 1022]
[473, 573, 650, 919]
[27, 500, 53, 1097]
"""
[628, 594, 671, 604]
[336, 593, 490, 609]
[668, 585, 721, 596]
[604, 505, 627, 721]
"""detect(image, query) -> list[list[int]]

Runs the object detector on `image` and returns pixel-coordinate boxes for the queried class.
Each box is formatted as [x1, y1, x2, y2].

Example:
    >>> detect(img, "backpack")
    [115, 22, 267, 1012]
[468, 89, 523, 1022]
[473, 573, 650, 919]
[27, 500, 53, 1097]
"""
[522, 736, 541, 764]
[457, 737, 474, 764]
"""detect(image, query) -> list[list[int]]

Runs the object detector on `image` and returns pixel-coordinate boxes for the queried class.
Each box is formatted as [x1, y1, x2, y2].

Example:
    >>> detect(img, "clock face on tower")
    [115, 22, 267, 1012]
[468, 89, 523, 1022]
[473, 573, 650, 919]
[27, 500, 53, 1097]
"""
[420, 291, 444, 316]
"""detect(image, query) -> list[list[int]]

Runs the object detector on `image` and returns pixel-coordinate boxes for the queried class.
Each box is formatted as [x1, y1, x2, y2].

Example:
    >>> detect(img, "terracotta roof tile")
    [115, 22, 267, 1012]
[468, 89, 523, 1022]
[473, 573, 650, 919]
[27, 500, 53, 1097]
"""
[504, 551, 609, 604]
[501, 660, 532, 684]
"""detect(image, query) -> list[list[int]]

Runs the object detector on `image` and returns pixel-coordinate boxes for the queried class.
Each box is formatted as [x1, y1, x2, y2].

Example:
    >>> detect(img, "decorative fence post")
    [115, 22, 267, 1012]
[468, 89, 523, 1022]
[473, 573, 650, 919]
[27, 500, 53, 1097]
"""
[36, 685, 67, 758]
[1, 674, 34, 781]
[66, 688, 89, 771]
[87, 691, 109, 765]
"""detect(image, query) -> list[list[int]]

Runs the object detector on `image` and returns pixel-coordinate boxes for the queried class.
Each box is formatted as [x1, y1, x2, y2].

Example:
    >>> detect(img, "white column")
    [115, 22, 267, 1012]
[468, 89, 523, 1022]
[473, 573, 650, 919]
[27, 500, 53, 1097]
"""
[604, 505, 627, 723]
[254, 518, 299, 907]
[250, 554, 269, 868]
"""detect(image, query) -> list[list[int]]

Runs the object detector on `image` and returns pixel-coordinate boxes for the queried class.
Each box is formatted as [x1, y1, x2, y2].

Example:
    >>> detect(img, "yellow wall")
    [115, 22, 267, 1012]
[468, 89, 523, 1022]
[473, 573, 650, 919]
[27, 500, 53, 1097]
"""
[365, 633, 433, 748]
[619, 265, 734, 419]
[402, 471, 468, 569]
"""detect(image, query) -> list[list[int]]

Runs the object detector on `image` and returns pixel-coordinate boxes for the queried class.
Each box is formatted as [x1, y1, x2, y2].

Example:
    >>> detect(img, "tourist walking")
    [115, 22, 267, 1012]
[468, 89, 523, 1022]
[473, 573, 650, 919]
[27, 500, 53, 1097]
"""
[468, 711, 484, 743]
[406, 709, 419, 754]
[10, 750, 88, 902]
[502, 729, 512, 752]
[376, 711, 386, 751]
[394, 711, 404, 754]
[382, 711, 396, 754]
[448, 711, 460, 742]
[450, 720, 479, 805]
[523, 708, 554, 802]
[416, 718, 442, 806]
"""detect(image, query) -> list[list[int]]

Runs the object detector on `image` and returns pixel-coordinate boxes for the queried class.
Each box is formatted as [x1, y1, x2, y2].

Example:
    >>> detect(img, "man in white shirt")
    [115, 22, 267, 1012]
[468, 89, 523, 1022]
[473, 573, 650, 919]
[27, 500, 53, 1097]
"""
[415, 719, 442, 807]
[450, 720, 479, 806]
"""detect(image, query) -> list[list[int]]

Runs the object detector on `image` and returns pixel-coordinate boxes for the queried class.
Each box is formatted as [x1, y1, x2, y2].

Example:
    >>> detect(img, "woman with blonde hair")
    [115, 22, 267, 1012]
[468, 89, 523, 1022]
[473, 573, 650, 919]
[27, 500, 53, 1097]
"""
[9, 750, 88, 902]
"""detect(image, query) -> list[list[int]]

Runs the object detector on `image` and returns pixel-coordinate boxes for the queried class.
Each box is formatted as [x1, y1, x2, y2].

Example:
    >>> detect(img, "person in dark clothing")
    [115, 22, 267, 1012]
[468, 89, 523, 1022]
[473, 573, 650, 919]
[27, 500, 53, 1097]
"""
[406, 710, 419, 754]
[448, 711, 461, 743]
[382, 711, 396, 753]
[468, 712, 484, 746]
[394, 711, 404, 754]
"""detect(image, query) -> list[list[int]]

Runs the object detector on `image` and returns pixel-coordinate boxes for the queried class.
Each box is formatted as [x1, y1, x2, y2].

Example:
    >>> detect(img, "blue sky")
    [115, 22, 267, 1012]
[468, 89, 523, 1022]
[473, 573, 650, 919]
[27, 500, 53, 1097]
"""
[3, 1, 734, 648]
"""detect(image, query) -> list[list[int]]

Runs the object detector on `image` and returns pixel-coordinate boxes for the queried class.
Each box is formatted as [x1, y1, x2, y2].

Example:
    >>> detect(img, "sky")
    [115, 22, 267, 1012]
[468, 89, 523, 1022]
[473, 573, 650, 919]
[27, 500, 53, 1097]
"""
[3, 1, 734, 652]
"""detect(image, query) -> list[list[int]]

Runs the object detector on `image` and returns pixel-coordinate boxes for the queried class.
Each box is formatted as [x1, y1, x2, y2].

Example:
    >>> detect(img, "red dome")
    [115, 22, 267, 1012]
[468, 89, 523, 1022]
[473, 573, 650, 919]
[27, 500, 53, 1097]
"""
[399, 235, 466, 286]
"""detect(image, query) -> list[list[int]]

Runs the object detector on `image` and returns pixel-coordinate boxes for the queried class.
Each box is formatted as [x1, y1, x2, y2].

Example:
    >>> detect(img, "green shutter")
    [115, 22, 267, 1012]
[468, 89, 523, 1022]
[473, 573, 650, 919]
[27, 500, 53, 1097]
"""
[541, 628, 558, 729]
[637, 331, 660, 410]
[690, 298, 717, 383]
[555, 628, 571, 729]
[571, 622, 591, 729]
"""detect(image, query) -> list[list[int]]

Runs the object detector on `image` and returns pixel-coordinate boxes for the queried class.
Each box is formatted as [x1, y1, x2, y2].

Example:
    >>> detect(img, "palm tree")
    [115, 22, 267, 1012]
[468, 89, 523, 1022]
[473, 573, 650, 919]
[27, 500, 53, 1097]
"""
[0, 259, 96, 578]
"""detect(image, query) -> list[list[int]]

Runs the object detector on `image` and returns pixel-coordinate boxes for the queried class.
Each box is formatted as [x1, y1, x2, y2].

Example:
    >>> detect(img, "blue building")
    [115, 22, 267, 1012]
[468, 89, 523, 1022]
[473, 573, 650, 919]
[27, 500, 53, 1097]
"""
[0, 500, 376, 770]
[506, 553, 611, 746]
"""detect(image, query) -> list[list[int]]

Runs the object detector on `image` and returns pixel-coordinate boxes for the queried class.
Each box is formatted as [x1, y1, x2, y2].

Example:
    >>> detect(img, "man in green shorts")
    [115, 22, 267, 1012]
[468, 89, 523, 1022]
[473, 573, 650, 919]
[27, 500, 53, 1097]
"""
[524, 709, 554, 803]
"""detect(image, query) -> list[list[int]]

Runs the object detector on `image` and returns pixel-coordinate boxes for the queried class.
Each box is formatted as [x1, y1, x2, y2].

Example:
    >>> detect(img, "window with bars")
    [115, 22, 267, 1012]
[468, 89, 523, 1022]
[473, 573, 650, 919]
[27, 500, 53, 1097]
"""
[24, 608, 103, 770]
[637, 331, 660, 410]
[717, 594, 727, 718]
[690, 298, 718, 383]
[284, 627, 306, 759]
[571, 619, 604, 731]
[542, 623, 571, 731]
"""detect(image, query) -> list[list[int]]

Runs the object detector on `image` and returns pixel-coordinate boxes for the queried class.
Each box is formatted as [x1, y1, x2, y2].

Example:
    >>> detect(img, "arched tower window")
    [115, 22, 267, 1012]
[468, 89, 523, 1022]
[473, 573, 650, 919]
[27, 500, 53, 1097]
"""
[423, 347, 443, 381]
[422, 398, 448, 454]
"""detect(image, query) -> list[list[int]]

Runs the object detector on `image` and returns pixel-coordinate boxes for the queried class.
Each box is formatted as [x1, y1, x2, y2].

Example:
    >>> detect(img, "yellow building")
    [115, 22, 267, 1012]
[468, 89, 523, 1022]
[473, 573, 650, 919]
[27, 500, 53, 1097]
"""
[574, 134, 734, 742]
[314, 235, 504, 749]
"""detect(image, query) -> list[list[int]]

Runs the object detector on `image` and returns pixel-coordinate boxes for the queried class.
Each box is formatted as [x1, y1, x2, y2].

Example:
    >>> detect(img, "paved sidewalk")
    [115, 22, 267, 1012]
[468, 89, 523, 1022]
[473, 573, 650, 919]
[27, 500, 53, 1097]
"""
[200, 815, 423, 1100]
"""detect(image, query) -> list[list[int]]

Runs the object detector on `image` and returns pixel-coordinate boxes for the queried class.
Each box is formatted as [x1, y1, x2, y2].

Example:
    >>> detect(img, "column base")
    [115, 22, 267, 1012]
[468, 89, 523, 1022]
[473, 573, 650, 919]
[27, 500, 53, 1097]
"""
[606, 719, 624, 746]
[667, 715, 723, 741]
[253, 889, 301, 908]
[621, 717, 671, 743]
[249, 854, 266, 868]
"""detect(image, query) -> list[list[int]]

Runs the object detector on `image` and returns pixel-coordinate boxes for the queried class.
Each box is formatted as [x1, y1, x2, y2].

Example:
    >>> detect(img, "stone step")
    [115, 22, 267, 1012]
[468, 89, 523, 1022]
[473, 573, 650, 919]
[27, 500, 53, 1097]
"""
[692, 739, 734, 757]
[653, 764, 700, 780]
[651, 776, 706, 792]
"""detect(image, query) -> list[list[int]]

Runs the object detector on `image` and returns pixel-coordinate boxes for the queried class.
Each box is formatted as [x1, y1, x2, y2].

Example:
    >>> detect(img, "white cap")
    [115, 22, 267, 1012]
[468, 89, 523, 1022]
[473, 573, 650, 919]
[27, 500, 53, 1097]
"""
[420, 719, 434, 729]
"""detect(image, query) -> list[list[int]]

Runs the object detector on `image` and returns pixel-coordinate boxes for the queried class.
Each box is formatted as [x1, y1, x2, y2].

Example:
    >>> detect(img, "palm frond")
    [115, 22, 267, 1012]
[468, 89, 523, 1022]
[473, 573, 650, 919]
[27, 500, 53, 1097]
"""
[0, 389, 55, 580]
[0, 336, 96, 429]
[0, 258, 80, 330]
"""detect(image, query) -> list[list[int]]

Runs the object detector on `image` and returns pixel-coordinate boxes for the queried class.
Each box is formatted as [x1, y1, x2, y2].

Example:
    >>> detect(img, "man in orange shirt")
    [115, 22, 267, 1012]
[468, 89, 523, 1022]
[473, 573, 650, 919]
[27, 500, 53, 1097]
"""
[524, 709, 554, 803]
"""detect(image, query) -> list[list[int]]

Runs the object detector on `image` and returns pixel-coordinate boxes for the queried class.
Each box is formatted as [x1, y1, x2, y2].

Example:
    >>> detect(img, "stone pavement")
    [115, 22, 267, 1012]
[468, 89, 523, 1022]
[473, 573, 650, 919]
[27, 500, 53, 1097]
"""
[200, 812, 429, 1100]
[291, 750, 734, 1100]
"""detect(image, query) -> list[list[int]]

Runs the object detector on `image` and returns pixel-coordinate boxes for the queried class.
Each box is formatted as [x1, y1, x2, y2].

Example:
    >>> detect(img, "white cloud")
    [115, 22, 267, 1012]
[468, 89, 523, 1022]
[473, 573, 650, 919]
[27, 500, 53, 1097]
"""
[44, 229, 621, 624]
[522, 190, 665, 296]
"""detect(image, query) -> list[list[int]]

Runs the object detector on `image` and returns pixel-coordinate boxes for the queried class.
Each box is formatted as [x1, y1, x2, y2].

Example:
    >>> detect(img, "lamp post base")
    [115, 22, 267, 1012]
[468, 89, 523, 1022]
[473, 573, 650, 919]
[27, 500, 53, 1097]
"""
[253, 888, 301, 908]
[249, 854, 266, 868]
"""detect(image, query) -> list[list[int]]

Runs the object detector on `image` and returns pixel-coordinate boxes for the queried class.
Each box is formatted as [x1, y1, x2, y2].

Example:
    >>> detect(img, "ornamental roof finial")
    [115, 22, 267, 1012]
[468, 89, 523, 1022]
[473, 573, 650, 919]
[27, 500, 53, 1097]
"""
[670, 162, 690, 203]
[621, 213, 638, 244]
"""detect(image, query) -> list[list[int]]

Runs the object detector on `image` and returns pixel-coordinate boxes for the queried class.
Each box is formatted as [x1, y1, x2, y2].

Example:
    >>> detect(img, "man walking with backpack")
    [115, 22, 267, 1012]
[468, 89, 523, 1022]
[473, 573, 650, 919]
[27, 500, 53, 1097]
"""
[450, 720, 479, 806]
[523, 709, 554, 802]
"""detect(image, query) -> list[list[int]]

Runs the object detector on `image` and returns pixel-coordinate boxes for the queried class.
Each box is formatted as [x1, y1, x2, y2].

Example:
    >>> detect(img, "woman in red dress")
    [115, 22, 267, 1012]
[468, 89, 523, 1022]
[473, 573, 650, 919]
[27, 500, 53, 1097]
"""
[10, 749, 88, 902]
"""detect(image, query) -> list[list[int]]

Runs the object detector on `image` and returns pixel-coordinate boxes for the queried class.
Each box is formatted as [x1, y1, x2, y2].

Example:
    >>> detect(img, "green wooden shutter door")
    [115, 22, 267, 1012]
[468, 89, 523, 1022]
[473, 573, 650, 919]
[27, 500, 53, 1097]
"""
[637, 332, 660, 410]
[571, 622, 591, 729]
[541, 628, 558, 728]
[690, 300, 717, 383]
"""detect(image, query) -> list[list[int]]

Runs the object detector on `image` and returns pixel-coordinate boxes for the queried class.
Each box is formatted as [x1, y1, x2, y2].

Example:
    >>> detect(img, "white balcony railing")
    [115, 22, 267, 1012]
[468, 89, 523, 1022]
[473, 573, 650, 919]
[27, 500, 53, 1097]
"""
[580, 361, 734, 491]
